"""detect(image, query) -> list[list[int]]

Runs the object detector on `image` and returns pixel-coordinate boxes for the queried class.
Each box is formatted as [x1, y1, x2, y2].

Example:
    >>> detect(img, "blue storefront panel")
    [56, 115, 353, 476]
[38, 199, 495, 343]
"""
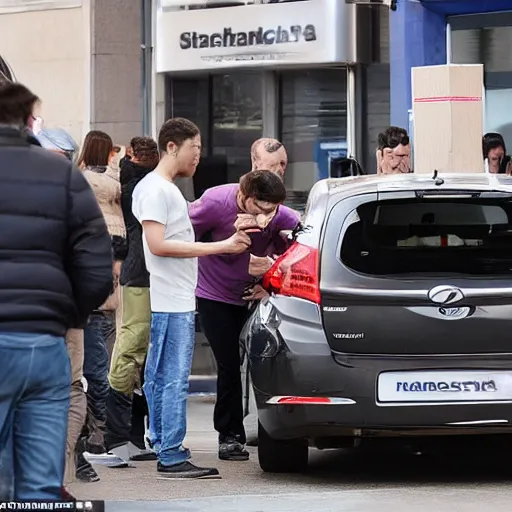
[390, 0, 512, 128]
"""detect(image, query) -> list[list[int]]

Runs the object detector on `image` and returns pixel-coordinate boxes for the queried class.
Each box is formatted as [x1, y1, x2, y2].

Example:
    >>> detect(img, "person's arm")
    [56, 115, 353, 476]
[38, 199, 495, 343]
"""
[136, 187, 250, 258]
[142, 221, 250, 258]
[66, 165, 114, 323]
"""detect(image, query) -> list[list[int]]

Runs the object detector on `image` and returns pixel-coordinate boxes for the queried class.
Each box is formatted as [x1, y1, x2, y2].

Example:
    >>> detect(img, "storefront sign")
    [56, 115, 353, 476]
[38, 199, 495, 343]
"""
[179, 25, 317, 50]
[156, 0, 360, 72]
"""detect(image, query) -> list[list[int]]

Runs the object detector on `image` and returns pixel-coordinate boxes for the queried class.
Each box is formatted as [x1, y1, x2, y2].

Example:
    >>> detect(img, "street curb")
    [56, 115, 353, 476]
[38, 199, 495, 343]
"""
[188, 375, 216, 395]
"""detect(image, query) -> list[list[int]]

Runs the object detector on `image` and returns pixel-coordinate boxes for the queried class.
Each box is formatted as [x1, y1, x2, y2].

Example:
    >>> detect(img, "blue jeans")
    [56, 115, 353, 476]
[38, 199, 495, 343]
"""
[143, 312, 195, 466]
[83, 312, 112, 447]
[0, 333, 70, 500]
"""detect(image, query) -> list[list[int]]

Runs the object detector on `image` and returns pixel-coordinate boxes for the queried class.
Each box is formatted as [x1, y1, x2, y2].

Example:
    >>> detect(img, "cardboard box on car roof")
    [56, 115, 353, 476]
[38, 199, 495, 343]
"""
[412, 64, 484, 174]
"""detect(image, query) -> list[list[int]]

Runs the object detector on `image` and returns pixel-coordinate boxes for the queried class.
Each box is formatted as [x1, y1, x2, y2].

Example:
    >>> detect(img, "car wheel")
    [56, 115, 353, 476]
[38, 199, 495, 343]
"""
[257, 421, 308, 473]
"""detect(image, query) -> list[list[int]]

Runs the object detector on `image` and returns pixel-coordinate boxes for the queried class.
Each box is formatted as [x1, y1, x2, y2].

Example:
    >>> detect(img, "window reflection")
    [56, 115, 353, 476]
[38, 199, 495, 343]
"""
[167, 77, 210, 152]
[212, 73, 263, 182]
[279, 68, 347, 193]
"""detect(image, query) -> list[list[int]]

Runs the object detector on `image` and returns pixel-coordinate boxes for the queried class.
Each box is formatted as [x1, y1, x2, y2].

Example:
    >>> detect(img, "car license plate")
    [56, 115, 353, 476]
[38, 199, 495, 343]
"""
[377, 370, 512, 403]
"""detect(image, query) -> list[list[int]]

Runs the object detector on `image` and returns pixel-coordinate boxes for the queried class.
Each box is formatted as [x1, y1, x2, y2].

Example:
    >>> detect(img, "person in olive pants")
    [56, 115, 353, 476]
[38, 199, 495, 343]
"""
[105, 138, 160, 464]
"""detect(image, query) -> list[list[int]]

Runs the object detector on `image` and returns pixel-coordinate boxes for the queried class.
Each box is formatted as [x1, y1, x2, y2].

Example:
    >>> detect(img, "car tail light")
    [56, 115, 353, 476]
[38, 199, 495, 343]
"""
[262, 242, 320, 304]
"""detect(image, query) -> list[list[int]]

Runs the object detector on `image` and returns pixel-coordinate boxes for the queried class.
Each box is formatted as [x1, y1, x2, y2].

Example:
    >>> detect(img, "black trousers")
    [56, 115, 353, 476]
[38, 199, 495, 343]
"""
[105, 358, 149, 451]
[197, 297, 249, 444]
[82, 312, 113, 448]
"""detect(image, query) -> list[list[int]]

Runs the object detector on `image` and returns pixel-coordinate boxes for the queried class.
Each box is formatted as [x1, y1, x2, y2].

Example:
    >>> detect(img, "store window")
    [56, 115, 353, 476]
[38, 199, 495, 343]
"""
[278, 68, 347, 193]
[166, 72, 263, 186]
[450, 13, 512, 150]
[212, 73, 263, 182]
[167, 77, 210, 153]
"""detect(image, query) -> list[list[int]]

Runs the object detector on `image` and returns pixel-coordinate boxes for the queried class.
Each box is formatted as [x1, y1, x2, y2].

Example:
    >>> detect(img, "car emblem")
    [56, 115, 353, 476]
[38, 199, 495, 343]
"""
[438, 307, 471, 319]
[428, 285, 465, 305]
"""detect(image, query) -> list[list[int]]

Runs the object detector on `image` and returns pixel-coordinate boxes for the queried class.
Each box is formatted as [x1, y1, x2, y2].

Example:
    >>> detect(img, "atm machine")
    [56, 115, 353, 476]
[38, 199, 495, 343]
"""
[314, 139, 365, 180]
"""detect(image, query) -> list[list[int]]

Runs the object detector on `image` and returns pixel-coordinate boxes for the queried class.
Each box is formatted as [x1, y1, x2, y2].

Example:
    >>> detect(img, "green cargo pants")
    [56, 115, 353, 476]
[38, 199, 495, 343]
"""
[108, 287, 151, 395]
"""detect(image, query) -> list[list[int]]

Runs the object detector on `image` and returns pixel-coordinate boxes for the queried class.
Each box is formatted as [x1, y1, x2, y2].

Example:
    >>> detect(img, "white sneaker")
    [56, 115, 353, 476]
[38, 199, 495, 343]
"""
[84, 445, 131, 468]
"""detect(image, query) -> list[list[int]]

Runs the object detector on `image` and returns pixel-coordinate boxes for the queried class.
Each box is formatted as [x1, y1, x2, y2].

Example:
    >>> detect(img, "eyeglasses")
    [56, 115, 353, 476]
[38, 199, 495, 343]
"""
[30, 116, 43, 135]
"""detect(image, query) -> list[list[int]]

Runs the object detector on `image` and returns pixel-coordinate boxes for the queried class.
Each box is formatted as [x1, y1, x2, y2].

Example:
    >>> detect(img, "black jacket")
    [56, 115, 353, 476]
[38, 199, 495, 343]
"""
[119, 159, 154, 288]
[0, 127, 113, 336]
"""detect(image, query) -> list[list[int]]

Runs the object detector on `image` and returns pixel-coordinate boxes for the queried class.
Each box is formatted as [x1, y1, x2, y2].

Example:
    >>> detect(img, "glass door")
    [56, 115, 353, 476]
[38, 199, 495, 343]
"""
[278, 67, 348, 202]
[166, 71, 264, 187]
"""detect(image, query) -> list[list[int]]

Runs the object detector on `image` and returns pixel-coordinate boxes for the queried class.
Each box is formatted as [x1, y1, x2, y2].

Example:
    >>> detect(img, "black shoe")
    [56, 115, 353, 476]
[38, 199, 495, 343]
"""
[219, 437, 250, 461]
[157, 461, 220, 479]
[76, 462, 100, 483]
[130, 451, 158, 461]
[127, 441, 158, 461]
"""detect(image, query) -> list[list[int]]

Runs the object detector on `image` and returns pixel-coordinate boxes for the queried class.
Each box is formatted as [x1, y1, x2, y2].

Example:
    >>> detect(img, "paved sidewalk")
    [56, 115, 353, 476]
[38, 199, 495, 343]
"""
[68, 396, 512, 512]
[69, 396, 266, 501]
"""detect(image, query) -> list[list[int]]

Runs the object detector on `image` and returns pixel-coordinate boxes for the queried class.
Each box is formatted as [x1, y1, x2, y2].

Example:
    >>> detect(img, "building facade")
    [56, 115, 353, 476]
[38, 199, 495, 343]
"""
[153, 0, 391, 199]
[0, 0, 391, 383]
[0, 0, 143, 145]
[0, 0, 392, 176]
[390, 0, 512, 146]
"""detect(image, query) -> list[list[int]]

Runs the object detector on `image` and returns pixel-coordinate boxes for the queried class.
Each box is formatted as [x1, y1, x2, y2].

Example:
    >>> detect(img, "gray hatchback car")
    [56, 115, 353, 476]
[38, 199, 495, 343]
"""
[242, 172, 512, 473]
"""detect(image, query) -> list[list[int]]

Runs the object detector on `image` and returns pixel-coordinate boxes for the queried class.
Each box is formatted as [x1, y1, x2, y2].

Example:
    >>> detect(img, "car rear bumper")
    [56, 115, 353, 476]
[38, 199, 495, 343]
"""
[244, 296, 512, 441]
[251, 343, 512, 441]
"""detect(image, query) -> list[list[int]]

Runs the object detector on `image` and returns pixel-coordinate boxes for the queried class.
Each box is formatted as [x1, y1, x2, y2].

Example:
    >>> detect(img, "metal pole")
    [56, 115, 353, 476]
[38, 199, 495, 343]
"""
[346, 65, 358, 160]
[141, 0, 153, 136]
[446, 22, 452, 64]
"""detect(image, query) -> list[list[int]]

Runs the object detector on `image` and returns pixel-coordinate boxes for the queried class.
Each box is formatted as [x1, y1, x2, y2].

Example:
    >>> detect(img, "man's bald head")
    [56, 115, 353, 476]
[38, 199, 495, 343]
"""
[251, 138, 288, 178]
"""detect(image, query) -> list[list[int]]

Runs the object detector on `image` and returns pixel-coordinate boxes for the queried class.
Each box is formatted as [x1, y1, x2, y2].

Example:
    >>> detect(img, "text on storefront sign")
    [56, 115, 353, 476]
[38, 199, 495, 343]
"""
[179, 25, 317, 50]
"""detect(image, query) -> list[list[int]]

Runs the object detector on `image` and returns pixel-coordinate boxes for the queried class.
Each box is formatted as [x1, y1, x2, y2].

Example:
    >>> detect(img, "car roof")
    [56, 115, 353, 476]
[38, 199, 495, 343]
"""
[320, 173, 512, 199]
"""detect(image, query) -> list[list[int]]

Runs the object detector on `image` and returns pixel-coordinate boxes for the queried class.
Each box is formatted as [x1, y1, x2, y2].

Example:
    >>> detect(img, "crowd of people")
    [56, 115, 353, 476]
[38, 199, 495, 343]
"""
[0, 81, 299, 500]
[1, 79, 508, 501]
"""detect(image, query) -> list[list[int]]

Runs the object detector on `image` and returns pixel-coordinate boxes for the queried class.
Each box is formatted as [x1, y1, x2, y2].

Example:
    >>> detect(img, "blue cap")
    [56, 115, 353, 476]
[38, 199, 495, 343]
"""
[37, 128, 78, 154]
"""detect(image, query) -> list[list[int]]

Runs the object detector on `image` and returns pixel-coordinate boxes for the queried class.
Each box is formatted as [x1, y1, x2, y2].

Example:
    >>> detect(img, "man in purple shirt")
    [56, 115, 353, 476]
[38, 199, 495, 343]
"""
[189, 170, 299, 461]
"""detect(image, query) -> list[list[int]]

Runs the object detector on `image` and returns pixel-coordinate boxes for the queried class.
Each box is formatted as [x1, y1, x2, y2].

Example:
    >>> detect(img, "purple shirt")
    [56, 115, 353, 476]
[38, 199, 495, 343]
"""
[189, 184, 300, 306]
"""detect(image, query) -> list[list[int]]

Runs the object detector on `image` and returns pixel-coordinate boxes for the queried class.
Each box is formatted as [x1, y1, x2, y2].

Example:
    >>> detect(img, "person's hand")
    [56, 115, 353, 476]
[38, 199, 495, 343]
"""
[249, 254, 275, 277]
[222, 230, 252, 254]
[234, 214, 261, 233]
[397, 153, 411, 174]
[377, 148, 395, 174]
[243, 284, 269, 302]
[113, 260, 122, 278]
[378, 145, 411, 174]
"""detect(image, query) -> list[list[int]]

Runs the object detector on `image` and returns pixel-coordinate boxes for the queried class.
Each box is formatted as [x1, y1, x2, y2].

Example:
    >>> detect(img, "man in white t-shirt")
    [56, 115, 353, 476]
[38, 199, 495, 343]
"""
[132, 118, 251, 479]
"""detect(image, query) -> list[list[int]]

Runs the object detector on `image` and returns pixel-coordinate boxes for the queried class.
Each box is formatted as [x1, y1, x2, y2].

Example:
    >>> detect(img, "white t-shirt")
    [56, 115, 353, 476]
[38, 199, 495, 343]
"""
[132, 172, 197, 313]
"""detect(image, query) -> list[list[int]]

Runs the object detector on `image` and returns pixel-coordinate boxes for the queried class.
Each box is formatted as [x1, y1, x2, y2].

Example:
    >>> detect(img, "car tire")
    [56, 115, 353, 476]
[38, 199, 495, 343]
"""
[257, 421, 308, 473]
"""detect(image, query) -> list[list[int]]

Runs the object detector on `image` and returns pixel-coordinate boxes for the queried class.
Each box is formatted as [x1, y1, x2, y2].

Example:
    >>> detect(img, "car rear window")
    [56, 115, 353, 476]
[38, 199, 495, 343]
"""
[340, 199, 512, 276]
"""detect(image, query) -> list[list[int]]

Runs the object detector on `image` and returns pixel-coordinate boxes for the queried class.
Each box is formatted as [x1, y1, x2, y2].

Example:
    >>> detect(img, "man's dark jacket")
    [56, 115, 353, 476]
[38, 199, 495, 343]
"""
[0, 127, 113, 336]
[119, 158, 154, 288]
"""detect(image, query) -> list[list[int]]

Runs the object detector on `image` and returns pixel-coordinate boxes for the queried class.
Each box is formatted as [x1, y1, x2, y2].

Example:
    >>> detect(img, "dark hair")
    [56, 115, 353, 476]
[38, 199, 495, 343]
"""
[239, 170, 287, 205]
[483, 132, 507, 159]
[77, 130, 113, 167]
[130, 136, 159, 168]
[158, 117, 200, 152]
[378, 126, 410, 150]
[0, 82, 39, 126]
